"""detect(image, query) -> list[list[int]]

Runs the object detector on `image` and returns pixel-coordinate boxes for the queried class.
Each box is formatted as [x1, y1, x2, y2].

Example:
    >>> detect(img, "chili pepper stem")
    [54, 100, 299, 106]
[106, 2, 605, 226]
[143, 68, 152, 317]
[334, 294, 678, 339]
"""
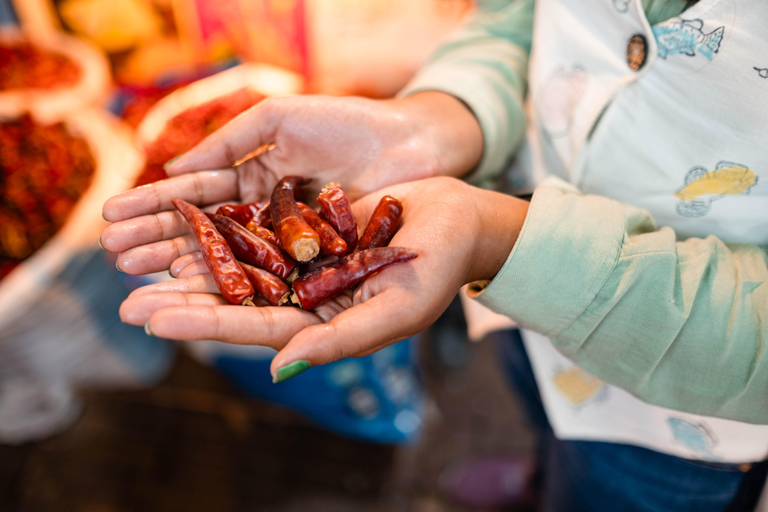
[242, 296, 256, 307]
[290, 290, 302, 308]
[231, 143, 276, 167]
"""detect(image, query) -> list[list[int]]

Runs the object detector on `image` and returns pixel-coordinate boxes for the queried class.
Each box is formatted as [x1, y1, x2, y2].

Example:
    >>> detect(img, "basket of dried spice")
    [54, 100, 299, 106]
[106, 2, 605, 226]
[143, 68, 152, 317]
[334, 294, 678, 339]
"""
[0, 107, 177, 444]
[0, 28, 111, 122]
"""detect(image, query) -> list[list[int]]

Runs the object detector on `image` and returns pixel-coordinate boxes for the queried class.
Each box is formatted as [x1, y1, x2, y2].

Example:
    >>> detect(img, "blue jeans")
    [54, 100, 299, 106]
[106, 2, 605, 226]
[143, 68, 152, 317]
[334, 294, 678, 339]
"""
[489, 329, 768, 512]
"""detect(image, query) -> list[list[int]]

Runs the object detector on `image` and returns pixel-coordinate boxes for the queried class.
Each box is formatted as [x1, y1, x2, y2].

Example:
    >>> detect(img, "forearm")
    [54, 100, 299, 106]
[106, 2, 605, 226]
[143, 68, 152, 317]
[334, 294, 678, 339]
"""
[470, 178, 768, 423]
[466, 185, 530, 282]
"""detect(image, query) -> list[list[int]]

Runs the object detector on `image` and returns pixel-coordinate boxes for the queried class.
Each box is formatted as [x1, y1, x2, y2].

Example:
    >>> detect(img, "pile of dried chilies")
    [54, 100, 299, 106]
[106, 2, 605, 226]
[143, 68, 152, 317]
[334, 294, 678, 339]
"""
[0, 41, 81, 91]
[173, 176, 417, 311]
[0, 114, 95, 279]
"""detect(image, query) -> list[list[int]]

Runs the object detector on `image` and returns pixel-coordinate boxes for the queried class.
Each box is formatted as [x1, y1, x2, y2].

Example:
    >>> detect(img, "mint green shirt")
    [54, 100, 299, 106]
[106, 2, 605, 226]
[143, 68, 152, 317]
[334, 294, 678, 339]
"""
[402, 1, 768, 424]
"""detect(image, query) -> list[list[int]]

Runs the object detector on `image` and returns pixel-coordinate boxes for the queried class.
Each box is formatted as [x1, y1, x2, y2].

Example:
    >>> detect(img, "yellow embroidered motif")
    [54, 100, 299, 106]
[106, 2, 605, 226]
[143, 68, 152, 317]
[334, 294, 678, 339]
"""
[675, 162, 758, 218]
[552, 367, 604, 406]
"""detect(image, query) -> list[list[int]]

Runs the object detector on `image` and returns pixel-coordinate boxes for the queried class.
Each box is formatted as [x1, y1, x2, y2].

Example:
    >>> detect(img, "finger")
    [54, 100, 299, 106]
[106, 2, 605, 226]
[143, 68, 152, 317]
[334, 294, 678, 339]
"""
[101, 211, 189, 253]
[178, 260, 210, 279]
[270, 272, 428, 377]
[170, 252, 204, 277]
[128, 273, 220, 298]
[103, 170, 239, 222]
[145, 304, 322, 348]
[120, 292, 228, 325]
[164, 101, 280, 175]
[116, 234, 199, 274]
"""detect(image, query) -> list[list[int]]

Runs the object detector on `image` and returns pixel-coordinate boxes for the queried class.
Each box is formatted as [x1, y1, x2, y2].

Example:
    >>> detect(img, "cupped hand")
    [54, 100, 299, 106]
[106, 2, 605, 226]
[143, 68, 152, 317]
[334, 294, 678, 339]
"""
[100, 92, 483, 274]
[116, 177, 528, 381]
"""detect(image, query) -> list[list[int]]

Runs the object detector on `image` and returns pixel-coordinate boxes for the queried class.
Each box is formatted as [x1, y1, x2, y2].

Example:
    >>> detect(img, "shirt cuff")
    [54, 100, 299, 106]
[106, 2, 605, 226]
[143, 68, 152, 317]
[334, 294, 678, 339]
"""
[468, 177, 626, 338]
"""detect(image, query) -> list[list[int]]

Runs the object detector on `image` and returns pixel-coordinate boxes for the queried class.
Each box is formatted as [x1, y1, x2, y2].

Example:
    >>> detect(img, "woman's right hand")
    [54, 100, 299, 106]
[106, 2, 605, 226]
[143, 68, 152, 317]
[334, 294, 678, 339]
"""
[100, 92, 483, 276]
[115, 177, 529, 382]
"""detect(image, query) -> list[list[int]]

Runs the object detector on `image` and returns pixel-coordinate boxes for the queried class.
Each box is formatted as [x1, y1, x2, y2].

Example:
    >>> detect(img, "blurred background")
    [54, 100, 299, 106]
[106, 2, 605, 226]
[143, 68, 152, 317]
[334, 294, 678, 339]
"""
[0, 0, 537, 510]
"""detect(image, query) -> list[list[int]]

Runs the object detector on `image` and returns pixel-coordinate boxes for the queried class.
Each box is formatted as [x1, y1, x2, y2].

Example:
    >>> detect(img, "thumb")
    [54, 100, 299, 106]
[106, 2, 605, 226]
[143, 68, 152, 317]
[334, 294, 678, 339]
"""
[164, 100, 281, 176]
[269, 283, 431, 383]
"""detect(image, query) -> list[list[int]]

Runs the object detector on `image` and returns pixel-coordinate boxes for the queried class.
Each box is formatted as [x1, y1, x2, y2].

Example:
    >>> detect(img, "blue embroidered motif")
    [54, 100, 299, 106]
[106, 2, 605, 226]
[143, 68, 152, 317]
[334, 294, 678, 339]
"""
[612, 0, 631, 13]
[667, 418, 720, 461]
[756, 67, 768, 79]
[653, 18, 725, 60]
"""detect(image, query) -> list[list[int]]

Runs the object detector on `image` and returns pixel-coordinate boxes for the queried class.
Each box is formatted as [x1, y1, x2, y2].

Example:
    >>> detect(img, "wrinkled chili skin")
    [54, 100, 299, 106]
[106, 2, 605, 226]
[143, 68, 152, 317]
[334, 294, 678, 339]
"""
[240, 262, 290, 306]
[172, 199, 254, 305]
[356, 195, 403, 252]
[246, 223, 279, 246]
[292, 247, 417, 310]
[317, 184, 357, 251]
[216, 200, 268, 227]
[207, 213, 296, 280]
[297, 203, 347, 256]
[270, 176, 320, 262]
[246, 202, 273, 230]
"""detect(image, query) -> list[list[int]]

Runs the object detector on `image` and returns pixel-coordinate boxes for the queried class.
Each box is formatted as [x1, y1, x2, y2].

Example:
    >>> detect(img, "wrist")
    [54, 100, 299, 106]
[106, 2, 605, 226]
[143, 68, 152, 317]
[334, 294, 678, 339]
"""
[392, 91, 483, 179]
[466, 187, 529, 283]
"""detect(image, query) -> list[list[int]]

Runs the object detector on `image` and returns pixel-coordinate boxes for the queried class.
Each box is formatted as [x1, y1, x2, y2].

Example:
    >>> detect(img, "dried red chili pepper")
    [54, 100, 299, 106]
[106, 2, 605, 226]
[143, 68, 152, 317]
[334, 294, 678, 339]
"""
[317, 183, 358, 251]
[172, 199, 254, 305]
[291, 247, 417, 310]
[216, 200, 268, 227]
[245, 202, 273, 230]
[246, 223, 280, 246]
[206, 212, 296, 280]
[356, 195, 403, 251]
[270, 176, 320, 262]
[297, 203, 347, 256]
[240, 262, 290, 306]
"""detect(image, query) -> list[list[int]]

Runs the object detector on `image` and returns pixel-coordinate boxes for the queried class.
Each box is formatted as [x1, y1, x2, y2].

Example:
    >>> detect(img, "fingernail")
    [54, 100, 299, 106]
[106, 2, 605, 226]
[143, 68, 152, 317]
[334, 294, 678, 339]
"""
[273, 360, 311, 383]
[116, 260, 122, 272]
[144, 322, 153, 337]
[169, 269, 176, 279]
[98, 235, 105, 250]
[163, 154, 183, 170]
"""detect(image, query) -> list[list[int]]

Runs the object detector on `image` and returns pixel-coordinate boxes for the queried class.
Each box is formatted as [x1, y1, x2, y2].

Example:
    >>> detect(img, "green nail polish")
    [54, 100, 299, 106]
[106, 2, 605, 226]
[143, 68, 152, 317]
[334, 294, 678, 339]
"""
[144, 322, 153, 336]
[164, 154, 182, 169]
[116, 260, 122, 272]
[98, 235, 105, 250]
[273, 360, 311, 383]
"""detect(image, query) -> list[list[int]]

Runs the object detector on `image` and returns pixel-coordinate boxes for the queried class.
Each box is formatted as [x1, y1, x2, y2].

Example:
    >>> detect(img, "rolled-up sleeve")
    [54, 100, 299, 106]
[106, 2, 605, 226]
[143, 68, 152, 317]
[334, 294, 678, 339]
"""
[399, 0, 535, 187]
[470, 177, 768, 424]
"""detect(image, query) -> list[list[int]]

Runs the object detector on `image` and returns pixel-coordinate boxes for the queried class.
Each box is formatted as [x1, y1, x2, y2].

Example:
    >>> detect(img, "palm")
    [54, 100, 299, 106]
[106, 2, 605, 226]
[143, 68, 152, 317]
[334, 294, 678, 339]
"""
[173, 95, 439, 203]
[119, 178, 479, 371]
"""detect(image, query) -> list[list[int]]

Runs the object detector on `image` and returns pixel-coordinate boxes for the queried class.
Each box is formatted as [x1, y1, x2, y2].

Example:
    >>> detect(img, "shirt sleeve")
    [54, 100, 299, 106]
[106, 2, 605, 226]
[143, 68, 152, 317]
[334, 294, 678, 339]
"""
[469, 177, 768, 424]
[398, 0, 535, 188]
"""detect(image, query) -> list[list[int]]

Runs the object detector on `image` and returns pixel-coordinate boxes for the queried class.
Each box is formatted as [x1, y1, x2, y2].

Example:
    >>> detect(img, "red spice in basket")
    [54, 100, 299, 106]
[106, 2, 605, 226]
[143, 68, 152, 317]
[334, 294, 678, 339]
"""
[0, 114, 96, 279]
[134, 87, 266, 186]
[0, 41, 81, 91]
